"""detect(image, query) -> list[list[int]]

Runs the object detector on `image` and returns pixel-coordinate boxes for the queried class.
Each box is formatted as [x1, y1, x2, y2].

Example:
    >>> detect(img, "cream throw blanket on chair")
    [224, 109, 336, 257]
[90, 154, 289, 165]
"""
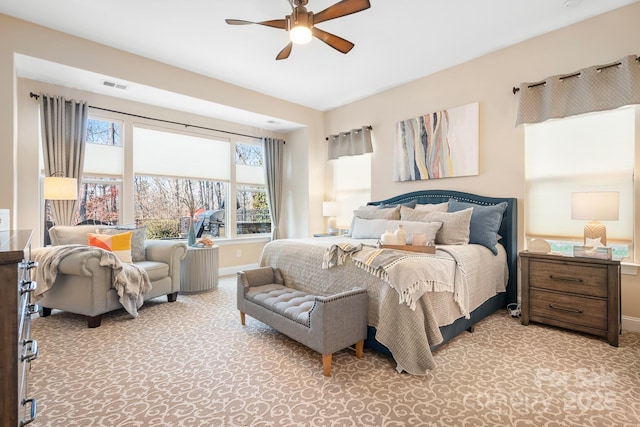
[33, 244, 152, 318]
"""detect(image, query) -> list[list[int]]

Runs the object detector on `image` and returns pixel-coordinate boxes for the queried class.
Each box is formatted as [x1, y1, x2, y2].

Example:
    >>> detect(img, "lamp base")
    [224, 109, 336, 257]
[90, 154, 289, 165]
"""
[584, 221, 607, 246]
[327, 216, 337, 235]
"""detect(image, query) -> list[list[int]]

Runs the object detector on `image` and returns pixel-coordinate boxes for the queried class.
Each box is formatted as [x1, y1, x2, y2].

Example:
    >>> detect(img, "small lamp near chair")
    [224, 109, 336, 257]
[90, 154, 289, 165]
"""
[43, 175, 78, 243]
[571, 191, 619, 246]
[43, 176, 78, 200]
[322, 201, 341, 235]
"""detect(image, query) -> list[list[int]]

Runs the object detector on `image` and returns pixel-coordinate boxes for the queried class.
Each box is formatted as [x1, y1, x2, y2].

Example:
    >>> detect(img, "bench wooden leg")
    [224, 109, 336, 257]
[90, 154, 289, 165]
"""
[322, 354, 332, 377]
[240, 311, 246, 325]
[355, 340, 364, 359]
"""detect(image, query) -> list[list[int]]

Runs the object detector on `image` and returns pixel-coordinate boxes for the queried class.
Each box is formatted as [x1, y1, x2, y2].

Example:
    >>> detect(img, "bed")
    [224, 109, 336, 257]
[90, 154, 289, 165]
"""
[259, 190, 517, 374]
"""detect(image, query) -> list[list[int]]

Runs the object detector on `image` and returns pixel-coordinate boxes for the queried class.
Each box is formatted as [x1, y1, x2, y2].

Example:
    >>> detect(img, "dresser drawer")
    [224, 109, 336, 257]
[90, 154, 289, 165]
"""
[528, 259, 607, 298]
[530, 289, 607, 331]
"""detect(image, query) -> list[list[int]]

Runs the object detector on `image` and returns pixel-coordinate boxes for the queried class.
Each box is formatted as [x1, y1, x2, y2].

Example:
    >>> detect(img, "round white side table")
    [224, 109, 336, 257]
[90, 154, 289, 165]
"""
[179, 244, 219, 293]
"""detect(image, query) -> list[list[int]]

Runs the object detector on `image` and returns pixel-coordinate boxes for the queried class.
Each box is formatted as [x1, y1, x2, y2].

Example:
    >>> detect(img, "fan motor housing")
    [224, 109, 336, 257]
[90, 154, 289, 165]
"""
[288, 8, 313, 31]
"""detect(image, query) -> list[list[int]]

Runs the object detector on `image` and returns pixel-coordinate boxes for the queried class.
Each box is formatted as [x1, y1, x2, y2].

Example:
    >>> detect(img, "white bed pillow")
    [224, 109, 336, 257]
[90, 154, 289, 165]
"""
[400, 207, 473, 245]
[347, 205, 401, 235]
[350, 218, 442, 244]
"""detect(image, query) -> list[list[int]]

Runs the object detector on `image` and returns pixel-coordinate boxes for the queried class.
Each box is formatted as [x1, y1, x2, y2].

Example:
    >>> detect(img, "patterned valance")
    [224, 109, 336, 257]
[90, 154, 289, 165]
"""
[326, 126, 373, 160]
[515, 55, 640, 125]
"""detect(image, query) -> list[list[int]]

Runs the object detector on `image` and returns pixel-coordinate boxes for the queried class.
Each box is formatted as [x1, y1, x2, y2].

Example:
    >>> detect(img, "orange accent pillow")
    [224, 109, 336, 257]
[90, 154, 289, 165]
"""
[88, 231, 133, 263]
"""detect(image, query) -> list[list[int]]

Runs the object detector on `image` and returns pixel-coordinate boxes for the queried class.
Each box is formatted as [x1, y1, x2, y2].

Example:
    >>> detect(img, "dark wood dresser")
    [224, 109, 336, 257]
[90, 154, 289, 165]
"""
[0, 230, 38, 426]
[520, 251, 621, 346]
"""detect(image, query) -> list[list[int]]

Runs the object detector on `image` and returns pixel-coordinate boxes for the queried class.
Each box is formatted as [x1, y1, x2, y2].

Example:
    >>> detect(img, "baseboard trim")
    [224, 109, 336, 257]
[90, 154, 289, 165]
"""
[218, 263, 259, 277]
[622, 315, 640, 333]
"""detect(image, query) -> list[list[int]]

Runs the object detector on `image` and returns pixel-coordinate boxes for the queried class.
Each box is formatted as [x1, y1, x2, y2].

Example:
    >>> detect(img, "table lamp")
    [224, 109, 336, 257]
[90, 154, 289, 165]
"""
[571, 191, 619, 246]
[322, 201, 340, 235]
[44, 176, 78, 200]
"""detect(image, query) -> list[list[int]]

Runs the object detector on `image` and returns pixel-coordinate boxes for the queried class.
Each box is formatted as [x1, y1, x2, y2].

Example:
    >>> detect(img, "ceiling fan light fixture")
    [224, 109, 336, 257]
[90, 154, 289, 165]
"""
[290, 25, 312, 44]
[288, 8, 313, 45]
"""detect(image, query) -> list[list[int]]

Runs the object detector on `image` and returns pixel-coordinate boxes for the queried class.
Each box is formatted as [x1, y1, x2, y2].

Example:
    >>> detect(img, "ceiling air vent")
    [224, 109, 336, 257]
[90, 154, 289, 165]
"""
[102, 80, 127, 90]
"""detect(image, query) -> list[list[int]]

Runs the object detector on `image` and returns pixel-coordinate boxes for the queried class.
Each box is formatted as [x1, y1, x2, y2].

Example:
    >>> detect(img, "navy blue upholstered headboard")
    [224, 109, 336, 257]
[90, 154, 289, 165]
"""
[368, 190, 518, 305]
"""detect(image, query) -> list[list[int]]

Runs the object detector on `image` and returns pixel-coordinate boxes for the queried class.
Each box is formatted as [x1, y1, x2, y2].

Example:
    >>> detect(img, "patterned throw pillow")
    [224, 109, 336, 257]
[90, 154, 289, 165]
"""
[98, 226, 147, 262]
[88, 231, 133, 263]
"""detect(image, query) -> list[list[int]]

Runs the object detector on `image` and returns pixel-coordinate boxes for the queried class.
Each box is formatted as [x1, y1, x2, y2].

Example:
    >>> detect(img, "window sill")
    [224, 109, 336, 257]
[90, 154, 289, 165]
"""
[621, 262, 638, 276]
[213, 236, 271, 246]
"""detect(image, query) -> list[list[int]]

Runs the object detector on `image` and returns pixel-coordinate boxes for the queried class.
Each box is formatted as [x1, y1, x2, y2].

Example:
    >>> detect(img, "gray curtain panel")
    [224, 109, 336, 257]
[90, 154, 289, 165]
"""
[262, 137, 285, 240]
[516, 55, 640, 125]
[327, 126, 373, 160]
[40, 94, 88, 225]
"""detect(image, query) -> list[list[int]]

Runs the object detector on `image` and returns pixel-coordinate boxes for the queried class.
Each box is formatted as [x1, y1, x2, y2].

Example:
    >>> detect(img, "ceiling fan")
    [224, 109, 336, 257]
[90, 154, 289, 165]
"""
[225, 0, 371, 60]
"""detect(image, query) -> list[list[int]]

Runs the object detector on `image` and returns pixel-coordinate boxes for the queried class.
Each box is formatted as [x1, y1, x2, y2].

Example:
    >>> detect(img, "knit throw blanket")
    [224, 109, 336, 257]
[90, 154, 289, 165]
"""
[33, 244, 152, 318]
[323, 243, 469, 317]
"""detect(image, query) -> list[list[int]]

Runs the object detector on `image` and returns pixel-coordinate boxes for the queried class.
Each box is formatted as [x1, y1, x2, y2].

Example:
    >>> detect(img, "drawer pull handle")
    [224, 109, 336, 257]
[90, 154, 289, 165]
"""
[19, 260, 38, 270]
[20, 280, 37, 294]
[27, 303, 40, 316]
[549, 303, 583, 314]
[20, 398, 37, 426]
[21, 339, 39, 362]
[549, 274, 583, 283]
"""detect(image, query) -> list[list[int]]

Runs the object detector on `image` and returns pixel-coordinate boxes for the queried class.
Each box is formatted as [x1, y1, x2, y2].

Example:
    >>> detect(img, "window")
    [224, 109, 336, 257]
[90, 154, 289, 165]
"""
[131, 127, 270, 239]
[236, 143, 270, 235]
[132, 126, 231, 238]
[331, 153, 372, 229]
[41, 116, 272, 240]
[525, 106, 637, 260]
[77, 117, 124, 225]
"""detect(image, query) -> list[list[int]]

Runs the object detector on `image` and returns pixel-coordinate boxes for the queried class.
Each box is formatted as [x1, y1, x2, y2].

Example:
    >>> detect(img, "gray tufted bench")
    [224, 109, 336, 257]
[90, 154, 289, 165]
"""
[237, 266, 368, 376]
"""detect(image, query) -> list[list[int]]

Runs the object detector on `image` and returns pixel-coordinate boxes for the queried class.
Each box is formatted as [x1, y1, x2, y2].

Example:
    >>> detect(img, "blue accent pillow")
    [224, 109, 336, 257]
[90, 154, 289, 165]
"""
[448, 199, 507, 255]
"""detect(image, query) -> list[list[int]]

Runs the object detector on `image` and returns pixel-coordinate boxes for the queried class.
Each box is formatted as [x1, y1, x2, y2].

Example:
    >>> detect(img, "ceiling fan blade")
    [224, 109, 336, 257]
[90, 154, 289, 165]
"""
[313, 0, 371, 24]
[225, 18, 286, 30]
[276, 42, 293, 60]
[312, 27, 354, 54]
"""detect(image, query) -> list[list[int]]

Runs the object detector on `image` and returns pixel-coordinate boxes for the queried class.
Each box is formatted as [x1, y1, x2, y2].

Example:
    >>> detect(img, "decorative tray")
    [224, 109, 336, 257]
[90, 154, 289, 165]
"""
[377, 244, 436, 254]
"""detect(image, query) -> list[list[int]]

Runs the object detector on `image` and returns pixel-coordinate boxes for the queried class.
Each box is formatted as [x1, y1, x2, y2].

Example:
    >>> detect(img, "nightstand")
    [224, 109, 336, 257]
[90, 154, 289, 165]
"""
[519, 251, 621, 346]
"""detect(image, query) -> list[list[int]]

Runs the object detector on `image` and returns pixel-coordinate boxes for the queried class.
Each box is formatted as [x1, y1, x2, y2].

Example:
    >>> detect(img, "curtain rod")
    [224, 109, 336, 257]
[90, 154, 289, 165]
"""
[325, 125, 373, 141]
[512, 56, 640, 94]
[29, 92, 266, 141]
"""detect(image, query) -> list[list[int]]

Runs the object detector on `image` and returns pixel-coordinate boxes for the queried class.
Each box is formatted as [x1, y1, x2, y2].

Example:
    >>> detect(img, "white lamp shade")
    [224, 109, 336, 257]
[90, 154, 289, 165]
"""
[44, 177, 78, 200]
[322, 201, 340, 217]
[571, 192, 619, 221]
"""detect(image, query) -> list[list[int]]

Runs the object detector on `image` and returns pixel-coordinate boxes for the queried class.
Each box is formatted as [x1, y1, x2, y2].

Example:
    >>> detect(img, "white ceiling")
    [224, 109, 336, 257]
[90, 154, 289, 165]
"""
[3, 0, 638, 132]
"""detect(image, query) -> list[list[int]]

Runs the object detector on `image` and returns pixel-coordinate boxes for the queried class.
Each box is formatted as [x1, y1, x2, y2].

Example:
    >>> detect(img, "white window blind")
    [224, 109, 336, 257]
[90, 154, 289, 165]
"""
[333, 153, 371, 228]
[84, 143, 123, 175]
[236, 164, 264, 185]
[133, 127, 230, 180]
[525, 107, 635, 242]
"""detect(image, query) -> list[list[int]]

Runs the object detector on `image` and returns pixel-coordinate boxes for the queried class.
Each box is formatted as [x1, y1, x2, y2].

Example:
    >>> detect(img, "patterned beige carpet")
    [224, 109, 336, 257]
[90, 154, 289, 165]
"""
[29, 275, 640, 426]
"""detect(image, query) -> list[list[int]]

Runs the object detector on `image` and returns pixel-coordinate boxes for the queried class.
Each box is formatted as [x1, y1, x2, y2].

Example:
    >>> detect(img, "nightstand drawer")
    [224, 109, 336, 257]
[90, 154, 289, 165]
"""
[530, 289, 607, 331]
[529, 259, 607, 298]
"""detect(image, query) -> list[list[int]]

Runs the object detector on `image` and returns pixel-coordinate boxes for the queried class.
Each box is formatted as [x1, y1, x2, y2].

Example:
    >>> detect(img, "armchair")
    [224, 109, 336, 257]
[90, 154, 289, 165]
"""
[32, 225, 187, 328]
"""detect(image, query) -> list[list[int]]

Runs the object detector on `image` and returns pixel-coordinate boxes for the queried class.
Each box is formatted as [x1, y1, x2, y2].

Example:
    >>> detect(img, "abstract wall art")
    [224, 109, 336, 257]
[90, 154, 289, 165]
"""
[394, 102, 479, 181]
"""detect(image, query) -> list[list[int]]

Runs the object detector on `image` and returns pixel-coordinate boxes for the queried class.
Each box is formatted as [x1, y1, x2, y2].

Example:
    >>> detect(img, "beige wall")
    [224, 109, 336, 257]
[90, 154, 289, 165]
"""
[324, 3, 640, 320]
